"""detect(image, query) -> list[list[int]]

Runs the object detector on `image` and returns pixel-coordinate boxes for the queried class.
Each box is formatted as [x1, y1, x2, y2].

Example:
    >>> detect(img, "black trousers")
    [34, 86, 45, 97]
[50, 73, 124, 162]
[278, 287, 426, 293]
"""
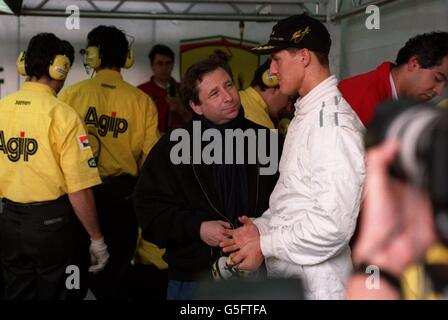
[0, 196, 84, 300]
[129, 263, 168, 300]
[87, 175, 138, 300]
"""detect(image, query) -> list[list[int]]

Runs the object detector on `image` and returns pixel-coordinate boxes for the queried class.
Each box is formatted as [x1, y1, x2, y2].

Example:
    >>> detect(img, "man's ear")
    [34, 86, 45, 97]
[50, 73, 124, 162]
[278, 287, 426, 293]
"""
[407, 55, 420, 72]
[302, 49, 313, 66]
[189, 100, 203, 116]
[291, 48, 311, 66]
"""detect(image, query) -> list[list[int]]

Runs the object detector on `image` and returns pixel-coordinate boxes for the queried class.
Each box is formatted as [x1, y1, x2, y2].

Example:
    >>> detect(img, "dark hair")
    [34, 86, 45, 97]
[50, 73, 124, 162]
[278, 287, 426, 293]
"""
[396, 32, 448, 68]
[180, 58, 234, 111]
[148, 44, 174, 65]
[26, 33, 73, 79]
[313, 51, 329, 66]
[87, 25, 129, 69]
[61, 40, 75, 66]
[286, 47, 329, 66]
[250, 59, 275, 91]
[208, 49, 231, 63]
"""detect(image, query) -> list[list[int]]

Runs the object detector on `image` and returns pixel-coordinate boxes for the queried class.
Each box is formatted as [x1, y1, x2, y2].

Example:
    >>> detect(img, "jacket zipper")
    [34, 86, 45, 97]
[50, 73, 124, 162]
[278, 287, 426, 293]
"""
[192, 162, 234, 262]
[191, 162, 233, 228]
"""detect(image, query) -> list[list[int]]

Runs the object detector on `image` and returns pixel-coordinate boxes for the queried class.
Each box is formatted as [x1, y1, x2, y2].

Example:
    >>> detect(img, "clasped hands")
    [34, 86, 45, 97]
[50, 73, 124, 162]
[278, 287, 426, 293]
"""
[219, 216, 264, 272]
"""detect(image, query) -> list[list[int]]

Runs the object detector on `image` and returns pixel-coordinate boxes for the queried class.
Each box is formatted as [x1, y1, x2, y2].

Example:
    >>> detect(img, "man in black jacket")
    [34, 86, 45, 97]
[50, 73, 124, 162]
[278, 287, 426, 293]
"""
[133, 59, 281, 299]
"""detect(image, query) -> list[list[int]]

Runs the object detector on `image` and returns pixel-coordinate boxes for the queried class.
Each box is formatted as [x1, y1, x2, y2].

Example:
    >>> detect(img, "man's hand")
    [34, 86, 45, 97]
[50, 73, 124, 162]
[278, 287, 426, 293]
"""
[220, 216, 260, 253]
[200, 220, 232, 247]
[88, 237, 110, 273]
[229, 239, 264, 271]
[353, 140, 437, 276]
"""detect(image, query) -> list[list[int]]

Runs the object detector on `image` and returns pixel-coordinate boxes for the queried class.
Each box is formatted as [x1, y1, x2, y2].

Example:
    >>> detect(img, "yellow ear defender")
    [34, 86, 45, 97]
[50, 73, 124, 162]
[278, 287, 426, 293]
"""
[16, 51, 27, 76]
[262, 69, 279, 88]
[83, 46, 102, 69]
[82, 46, 134, 69]
[48, 54, 71, 80]
[124, 48, 134, 69]
[16, 50, 70, 80]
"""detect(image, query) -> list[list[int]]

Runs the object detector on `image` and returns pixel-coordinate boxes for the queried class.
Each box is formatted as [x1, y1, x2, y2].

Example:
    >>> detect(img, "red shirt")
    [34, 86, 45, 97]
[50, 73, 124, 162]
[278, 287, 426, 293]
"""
[339, 62, 394, 126]
[138, 77, 180, 133]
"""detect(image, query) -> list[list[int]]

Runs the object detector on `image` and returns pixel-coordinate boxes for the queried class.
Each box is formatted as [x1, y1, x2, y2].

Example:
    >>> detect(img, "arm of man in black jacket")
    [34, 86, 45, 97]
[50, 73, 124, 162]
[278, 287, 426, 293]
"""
[133, 139, 200, 248]
[133, 137, 232, 249]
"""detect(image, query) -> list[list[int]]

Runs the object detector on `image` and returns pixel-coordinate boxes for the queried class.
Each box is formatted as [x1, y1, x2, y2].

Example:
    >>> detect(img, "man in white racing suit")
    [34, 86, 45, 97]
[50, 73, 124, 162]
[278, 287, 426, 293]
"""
[221, 14, 365, 299]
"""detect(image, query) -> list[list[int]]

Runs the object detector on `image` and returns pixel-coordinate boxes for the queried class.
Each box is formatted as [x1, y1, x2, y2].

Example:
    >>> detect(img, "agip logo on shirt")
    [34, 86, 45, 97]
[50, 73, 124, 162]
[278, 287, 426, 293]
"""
[0, 130, 38, 162]
[84, 106, 128, 138]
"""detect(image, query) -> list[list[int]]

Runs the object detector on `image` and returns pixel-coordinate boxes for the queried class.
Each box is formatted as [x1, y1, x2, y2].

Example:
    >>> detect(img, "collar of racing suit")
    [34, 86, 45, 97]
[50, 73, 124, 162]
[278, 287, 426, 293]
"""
[294, 75, 340, 117]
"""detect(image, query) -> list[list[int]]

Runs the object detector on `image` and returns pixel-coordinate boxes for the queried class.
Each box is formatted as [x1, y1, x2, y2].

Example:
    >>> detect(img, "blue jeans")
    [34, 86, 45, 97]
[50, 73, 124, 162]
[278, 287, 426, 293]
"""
[167, 280, 197, 300]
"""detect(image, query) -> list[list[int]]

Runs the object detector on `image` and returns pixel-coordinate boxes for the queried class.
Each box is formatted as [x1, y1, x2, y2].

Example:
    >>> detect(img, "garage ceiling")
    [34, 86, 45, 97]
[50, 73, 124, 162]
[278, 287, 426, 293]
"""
[1, 0, 400, 22]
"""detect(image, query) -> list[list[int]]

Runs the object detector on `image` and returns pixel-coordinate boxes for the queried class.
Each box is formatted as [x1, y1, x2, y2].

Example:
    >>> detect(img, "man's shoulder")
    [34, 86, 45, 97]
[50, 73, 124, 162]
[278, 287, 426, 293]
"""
[111, 80, 157, 108]
[242, 117, 266, 129]
[137, 80, 151, 90]
[60, 79, 97, 102]
[144, 127, 189, 168]
[63, 78, 94, 93]
[137, 79, 159, 95]
[157, 118, 274, 146]
[46, 98, 85, 130]
[0, 90, 20, 106]
[1, 89, 69, 114]
[309, 97, 364, 133]
[339, 62, 392, 90]
[122, 80, 151, 97]
[338, 62, 393, 125]
[155, 123, 191, 147]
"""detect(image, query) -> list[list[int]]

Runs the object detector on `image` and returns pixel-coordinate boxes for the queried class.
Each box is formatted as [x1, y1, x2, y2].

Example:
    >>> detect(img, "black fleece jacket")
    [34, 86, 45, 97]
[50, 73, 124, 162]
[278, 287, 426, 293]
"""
[133, 116, 281, 281]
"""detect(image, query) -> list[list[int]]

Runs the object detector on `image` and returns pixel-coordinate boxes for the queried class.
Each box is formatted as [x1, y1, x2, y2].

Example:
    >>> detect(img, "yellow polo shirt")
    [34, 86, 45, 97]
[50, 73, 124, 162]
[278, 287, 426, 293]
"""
[59, 69, 159, 177]
[239, 86, 275, 129]
[0, 82, 101, 203]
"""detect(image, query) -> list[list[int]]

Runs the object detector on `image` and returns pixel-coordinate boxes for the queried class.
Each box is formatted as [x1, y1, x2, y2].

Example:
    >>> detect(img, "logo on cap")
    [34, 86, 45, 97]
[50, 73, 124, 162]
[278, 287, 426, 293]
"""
[252, 45, 275, 51]
[291, 27, 311, 43]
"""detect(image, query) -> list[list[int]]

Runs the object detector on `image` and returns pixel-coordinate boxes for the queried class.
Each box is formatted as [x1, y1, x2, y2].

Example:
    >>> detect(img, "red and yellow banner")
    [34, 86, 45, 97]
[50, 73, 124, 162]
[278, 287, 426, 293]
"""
[180, 35, 260, 90]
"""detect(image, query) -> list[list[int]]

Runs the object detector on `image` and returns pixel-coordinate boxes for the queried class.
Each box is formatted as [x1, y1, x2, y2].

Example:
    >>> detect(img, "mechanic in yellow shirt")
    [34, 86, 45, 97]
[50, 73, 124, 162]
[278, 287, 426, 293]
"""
[0, 33, 108, 300]
[59, 25, 159, 300]
[239, 59, 290, 129]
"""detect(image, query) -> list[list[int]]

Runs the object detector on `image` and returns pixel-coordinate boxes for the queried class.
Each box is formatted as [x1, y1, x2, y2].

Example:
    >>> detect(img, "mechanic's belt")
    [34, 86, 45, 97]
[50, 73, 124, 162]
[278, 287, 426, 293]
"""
[2, 195, 68, 207]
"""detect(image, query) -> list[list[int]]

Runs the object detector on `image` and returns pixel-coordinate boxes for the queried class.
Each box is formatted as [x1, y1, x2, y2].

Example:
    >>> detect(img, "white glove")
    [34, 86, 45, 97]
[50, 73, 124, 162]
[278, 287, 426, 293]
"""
[88, 237, 110, 273]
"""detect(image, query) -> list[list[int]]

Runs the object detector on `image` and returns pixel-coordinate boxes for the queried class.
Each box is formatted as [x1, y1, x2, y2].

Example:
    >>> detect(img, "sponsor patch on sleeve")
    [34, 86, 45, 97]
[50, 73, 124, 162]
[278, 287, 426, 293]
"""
[88, 157, 97, 168]
[78, 134, 91, 150]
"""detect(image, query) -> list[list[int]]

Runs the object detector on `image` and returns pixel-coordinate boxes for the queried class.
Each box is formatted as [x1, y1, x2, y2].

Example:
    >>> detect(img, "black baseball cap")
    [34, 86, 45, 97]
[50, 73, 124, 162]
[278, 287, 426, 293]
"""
[252, 14, 331, 55]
